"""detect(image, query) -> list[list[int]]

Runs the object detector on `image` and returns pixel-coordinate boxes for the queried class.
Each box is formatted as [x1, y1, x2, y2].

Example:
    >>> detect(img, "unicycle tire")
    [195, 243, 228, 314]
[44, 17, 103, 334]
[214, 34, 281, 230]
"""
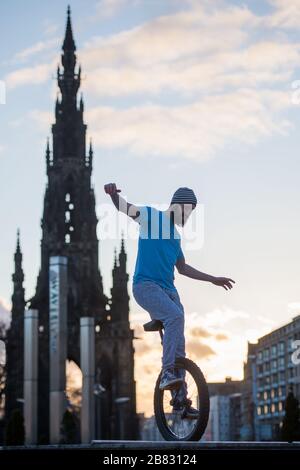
[154, 357, 210, 441]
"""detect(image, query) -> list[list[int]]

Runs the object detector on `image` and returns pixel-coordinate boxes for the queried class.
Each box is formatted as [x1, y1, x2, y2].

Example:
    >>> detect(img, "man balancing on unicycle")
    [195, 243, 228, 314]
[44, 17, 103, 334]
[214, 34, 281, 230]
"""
[104, 183, 235, 422]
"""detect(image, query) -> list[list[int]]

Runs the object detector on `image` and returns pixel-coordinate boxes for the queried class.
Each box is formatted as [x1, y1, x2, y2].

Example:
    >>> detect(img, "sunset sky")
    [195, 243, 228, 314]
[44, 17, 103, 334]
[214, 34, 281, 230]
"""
[1, 0, 300, 417]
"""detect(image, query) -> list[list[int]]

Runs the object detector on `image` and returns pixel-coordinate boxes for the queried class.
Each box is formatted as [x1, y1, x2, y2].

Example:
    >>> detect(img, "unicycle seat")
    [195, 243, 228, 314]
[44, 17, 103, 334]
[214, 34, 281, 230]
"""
[143, 319, 164, 332]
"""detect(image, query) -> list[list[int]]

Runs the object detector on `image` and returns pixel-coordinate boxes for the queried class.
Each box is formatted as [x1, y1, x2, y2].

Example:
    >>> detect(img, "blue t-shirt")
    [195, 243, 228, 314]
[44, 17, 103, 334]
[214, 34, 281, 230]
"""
[132, 206, 184, 290]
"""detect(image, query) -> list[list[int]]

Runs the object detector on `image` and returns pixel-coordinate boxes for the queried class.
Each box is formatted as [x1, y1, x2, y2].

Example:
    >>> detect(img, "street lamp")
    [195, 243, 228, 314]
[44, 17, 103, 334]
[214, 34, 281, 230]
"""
[114, 396, 130, 440]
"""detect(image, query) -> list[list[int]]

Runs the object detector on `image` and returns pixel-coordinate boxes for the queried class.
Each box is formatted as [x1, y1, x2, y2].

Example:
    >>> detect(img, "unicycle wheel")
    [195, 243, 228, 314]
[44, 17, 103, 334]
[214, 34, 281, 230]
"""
[153, 357, 209, 441]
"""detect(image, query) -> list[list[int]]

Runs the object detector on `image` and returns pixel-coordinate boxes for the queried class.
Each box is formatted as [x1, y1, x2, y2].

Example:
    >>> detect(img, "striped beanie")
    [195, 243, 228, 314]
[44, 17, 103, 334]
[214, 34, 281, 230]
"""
[170, 187, 197, 206]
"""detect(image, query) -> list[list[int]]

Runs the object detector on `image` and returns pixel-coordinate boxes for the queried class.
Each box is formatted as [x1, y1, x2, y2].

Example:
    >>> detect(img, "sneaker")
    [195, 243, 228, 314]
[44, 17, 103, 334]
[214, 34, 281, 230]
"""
[181, 398, 199, 420]
[183, 405, 199, 420]
[159, 368, 184, 391]
[170, 397, 185, 413]
[171, 397, 199, 420]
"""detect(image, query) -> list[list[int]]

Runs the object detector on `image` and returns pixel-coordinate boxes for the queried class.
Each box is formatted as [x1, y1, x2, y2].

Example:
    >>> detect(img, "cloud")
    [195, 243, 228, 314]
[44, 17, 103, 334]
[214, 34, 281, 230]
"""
[28, 109, 53, 131]
[5, 60, 56, 90]
[81, 5, 257, 92]
[83, 2, 257, 67]
[134, 340, 152, 355]
[0, 296, 11, 327]
[190, 326, 212, 338]
[189, 326, 228, 341]
[184, 307, 280, 381]
[83, 42, 298, 98]
[267, 0, 300, 29]
[215, 333, 228, 341]
[86, 88, 292, 161]
[78, 2, 297, 160]
[8, 109, 53, 137]
[14, 38, 59, 63]
[94, 0, 137, 19]
[80, 3, 299, 99]
[288, 302, 300, 317]
[5, 1, 300, 161]
[42, 19, 60, 37]
[201, 307, 250, 328]
[186, 340, 215, 358]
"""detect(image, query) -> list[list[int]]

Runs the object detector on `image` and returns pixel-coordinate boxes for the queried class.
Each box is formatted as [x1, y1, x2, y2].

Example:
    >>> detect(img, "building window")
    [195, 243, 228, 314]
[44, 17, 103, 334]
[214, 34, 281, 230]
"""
[65, 192, 75, 242]
[271, 359, 277, 370]
[263, 348, 270, 360]
[271, 403, 275, 413]
[288, 337, 294, 350]
[279, 357, 285, 369]
[278, 342, 285, 355]
[272, 373, 278, 384]
[271, 389, 277, 399]
[271, 345, 277, 357]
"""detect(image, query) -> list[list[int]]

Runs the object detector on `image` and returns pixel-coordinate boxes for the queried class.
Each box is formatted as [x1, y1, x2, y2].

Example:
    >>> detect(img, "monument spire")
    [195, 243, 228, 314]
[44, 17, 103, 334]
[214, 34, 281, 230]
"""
[110, 238, 130, 324]
[5, 229, 25, 421]
[63, 5, 76, 53]
[58, 5, 80, 106]
[12, 228, 25, 290]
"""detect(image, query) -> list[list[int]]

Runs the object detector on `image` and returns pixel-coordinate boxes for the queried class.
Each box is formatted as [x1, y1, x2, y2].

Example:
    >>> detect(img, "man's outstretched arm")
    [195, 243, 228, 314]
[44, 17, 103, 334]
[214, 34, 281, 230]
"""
[104, 183, 140, 220]
[176, 255, 235, 291]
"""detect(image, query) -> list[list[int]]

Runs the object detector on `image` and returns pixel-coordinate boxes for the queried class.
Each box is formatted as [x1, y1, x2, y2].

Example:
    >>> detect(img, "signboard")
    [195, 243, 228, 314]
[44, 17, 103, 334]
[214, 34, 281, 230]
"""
[49, 256, 68, 444]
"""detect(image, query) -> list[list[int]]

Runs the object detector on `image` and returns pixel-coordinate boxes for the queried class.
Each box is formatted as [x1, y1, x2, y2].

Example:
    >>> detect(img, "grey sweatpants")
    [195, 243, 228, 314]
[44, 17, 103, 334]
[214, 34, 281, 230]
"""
[132, 280, 186, 372]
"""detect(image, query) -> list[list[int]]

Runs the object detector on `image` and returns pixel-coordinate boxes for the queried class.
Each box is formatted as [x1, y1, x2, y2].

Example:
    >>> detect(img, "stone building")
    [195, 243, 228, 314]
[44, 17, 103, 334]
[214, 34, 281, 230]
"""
[4, 7, 138, 443]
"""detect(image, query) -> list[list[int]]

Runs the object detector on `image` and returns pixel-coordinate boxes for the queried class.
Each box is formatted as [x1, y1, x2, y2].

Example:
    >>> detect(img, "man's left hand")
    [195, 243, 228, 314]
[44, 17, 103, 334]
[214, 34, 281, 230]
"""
[212, 277, 235, 290]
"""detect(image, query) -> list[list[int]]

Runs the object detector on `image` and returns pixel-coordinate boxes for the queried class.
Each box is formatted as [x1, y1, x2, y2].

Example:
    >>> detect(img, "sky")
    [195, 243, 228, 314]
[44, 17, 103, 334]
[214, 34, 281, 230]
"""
[1, 0, 300, 417]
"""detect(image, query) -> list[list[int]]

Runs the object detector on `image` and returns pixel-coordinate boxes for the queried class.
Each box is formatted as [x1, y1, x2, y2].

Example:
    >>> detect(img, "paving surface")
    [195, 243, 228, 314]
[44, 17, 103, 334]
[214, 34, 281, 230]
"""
[1, 440, 300, 450]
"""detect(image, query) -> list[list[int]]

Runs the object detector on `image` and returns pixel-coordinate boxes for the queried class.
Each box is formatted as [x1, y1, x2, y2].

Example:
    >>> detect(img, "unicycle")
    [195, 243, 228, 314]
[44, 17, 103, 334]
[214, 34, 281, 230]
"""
[143, 319, 210, 441]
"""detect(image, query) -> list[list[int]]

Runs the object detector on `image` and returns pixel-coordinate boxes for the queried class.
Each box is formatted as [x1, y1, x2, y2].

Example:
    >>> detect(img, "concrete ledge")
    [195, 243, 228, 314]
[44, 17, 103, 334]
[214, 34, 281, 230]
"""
[1, 441, 300, 451]
[92, 440, 300, 450]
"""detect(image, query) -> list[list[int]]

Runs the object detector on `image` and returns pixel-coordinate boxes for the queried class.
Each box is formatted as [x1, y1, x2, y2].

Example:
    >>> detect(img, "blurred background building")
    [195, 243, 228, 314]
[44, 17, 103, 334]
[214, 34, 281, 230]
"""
[241, 315, 300, 441]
